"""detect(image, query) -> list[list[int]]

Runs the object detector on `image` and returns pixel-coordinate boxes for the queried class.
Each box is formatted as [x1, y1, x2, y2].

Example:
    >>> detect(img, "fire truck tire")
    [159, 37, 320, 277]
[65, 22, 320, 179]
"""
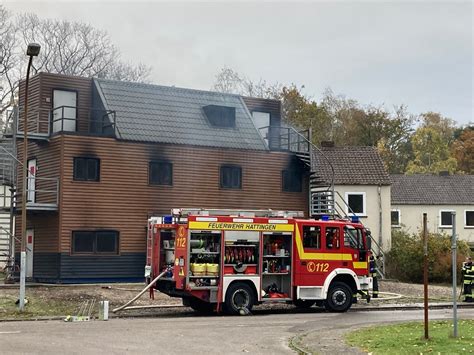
[225, 282, 255, 315]
[187, 298, 214, 314]
[293, 299, 316, 309]
[325, 282, 352, 312]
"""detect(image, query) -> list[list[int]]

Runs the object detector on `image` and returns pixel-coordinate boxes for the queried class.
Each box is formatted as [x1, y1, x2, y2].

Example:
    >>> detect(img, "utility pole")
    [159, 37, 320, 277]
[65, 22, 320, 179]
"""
[19, 43, 41, 311]
[423, 213, 429, 340]
[452, 212, 458, 338]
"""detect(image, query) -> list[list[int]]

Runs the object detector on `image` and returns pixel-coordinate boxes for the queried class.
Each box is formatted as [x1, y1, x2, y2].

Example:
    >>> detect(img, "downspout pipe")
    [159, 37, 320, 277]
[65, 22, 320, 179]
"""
[377, 184, 383, 248]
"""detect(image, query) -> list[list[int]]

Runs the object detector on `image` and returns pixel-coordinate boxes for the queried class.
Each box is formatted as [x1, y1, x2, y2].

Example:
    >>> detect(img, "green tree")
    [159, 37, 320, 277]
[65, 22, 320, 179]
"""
[406, 127, 457, 174]
[419, 112, 457, 146]
[386, 229, 471, 283]
[279, 85, 332, 144]
[376, 106, 414, 173]
[451, 126, 474, 173]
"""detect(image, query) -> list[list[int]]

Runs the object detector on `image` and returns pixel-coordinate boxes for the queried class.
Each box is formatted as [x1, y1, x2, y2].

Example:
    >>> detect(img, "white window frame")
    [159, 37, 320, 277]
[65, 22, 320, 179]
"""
[391, 209, 401, 228]
[464, 210, 474, 229]
[251, 111, 271, 145]
[345, 192, 366, 217]
[439, 209, 455, 228]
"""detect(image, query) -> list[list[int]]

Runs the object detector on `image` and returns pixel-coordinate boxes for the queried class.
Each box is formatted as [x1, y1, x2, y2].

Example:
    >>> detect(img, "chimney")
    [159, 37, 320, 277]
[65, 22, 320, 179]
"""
[438, 170, 449, 177]
[321, 141, 335, 148]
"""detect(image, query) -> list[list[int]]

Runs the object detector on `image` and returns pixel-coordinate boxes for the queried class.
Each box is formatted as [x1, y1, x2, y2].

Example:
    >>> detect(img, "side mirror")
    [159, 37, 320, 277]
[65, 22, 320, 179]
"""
[367, 235, 372, 251]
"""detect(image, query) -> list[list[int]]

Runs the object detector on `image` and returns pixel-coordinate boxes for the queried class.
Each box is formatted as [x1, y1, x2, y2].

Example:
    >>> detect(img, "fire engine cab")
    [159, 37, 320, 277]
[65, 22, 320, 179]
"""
[145, 208, 372, 314]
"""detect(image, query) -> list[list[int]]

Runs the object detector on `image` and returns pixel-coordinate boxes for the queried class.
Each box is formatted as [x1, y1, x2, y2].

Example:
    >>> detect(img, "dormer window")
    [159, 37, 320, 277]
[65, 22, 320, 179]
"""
[203, 105, 236, 128]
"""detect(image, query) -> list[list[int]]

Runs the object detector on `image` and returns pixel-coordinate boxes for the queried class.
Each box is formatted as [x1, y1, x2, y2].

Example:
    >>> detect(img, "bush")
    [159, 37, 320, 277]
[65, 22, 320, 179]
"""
[386, 229, 471, 283]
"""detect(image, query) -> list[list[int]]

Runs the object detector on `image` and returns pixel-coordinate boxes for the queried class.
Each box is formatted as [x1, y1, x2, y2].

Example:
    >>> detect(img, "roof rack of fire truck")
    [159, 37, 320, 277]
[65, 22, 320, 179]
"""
[171, 208, 304, 218]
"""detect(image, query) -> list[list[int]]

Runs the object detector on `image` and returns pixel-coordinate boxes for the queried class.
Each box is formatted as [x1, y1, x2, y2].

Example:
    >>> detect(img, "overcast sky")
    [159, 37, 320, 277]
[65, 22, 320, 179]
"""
[5, 0, 473, 125]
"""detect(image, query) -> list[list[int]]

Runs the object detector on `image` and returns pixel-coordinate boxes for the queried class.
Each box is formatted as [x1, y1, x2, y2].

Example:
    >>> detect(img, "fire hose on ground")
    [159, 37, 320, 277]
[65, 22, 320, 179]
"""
[112, 270, 167, 313]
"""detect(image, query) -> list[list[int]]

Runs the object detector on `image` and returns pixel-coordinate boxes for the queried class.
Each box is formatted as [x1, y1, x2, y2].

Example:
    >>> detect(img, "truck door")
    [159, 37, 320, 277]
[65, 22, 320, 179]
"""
[295, 223, 345, 286]
[343, 225, 367, 273]
[295, 224, 325, 286]
[322, 225, 345, 271]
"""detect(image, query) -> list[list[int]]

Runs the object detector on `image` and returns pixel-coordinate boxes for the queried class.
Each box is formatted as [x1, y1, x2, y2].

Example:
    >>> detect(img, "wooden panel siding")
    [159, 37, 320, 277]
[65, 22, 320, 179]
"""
[16, 137, 62, 207]
[18, 75, 42, 133]
[19, 73, 92, 135]
[59, 135, 308, 254]
[39, 73, 92, 134]
[15, 137, 62, 253]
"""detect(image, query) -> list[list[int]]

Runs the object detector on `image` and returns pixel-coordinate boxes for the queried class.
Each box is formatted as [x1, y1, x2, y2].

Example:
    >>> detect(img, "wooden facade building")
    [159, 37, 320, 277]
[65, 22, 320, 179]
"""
[15, 73, 310, 282]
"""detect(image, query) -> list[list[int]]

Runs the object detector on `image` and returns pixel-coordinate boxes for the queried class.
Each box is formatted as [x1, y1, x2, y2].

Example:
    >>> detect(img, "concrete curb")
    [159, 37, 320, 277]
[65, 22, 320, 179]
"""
[351, 302, 474, 311]
[1, 302, 473, 322]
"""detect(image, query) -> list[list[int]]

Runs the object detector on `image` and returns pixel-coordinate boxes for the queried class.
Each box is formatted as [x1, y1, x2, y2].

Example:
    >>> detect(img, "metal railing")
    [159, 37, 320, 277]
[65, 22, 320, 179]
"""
[0, 144, 59, 210]
[259, 126, 310, 154]
[15, 176, 60, 209]
[332, 190, 386, 278]
[14, 106, 116, 138]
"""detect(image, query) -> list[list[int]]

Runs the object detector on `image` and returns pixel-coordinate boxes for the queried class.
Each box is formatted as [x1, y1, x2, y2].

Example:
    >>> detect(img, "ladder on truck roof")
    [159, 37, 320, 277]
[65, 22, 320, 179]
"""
[171, 208, 304, 218]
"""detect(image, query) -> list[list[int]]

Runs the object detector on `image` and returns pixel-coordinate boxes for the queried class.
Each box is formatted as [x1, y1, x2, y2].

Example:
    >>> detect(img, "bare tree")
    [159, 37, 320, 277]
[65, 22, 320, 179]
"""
[0, 6, 20, 124]
[0, 6, 151, 130]
[212, 67, 281, 99]
[16, 13, 150, 80]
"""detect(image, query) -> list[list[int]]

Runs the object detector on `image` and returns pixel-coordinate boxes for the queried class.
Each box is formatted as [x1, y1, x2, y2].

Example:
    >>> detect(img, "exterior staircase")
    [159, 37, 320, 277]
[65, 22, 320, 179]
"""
[268, 125, 385, 278]
[0, 108, 17, 271]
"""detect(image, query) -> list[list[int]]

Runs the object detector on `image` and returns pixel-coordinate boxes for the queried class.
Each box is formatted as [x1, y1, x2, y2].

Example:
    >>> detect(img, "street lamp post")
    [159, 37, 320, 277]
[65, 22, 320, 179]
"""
[19, 43, 40, 311]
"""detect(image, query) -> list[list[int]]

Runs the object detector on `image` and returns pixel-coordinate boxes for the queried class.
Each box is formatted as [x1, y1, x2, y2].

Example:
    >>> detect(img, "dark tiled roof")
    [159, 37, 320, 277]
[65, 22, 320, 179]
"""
[312, 146, 391, 185]
[93, 78, 267, 150]
[391, 174, 474, 205]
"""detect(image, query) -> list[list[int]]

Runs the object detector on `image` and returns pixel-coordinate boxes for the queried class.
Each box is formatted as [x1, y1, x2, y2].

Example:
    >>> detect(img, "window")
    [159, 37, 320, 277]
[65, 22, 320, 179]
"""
[344, 226, 362, 249]
[72, 230, 119, 255]
[466, 211, 474, 228]
[149, 161, 173, 185]
[282, 169, 302, 192]
[345, 192, 366, 216]
[391, 210, 401, 227]
[220, 165, 242, 189]
[52, 89, 77, 133]
[325, 227, 340, 249]
[303, 226, 321, 249]
[439, 210, 454, 228]
[252, 111, 270, 143]
[203, 105, 236, 128]
[73, 157, 100, 181]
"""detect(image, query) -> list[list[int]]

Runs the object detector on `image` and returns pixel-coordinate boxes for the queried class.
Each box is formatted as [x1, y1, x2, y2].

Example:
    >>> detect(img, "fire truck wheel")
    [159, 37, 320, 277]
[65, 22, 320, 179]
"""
[225, 282, 255, 315]
[293, 299, 316, 309]
[325, 282, 352, 312]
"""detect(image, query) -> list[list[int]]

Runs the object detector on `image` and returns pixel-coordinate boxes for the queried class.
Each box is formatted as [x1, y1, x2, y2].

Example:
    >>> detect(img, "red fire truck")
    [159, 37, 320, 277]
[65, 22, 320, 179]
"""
[145, 208, 373, 314]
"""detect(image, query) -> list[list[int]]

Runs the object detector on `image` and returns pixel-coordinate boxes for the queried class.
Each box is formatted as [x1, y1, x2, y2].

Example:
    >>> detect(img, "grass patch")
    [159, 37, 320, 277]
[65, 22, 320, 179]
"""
[0, 294, 86, 320]
[346, 320, 474, 354]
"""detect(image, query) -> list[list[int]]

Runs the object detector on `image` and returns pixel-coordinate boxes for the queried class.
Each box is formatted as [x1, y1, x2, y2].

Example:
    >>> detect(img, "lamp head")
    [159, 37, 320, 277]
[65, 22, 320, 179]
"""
[26, 43, 41, 57]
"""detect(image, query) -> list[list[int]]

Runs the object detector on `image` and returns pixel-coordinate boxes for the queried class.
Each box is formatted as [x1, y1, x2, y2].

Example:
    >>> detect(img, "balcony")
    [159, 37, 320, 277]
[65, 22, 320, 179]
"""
[259, 126, 310, 154]
[12, 106, 116, 140]
[15, 175, 60, 213]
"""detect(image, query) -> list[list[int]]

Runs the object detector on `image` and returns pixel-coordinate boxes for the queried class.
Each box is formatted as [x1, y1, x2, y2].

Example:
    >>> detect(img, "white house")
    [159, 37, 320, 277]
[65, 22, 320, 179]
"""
[314, 145, 392, 251]
[391, 173, 474, 249]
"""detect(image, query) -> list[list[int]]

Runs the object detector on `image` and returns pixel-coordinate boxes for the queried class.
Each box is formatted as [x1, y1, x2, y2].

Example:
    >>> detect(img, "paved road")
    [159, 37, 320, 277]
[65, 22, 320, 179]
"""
[1, 308, 472, 354]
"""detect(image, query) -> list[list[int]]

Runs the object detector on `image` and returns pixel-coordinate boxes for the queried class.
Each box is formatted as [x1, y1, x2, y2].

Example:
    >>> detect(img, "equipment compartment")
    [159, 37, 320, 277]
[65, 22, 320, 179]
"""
[223, 230, 260, 275]
[261, 232, 292, 300]
[188, 231, 221, 288]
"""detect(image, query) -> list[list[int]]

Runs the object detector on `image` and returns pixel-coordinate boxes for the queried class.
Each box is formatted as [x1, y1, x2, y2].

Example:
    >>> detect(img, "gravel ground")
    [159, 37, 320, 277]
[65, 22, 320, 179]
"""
[378, 280, 456, 300]
[0, 279, 460, 320]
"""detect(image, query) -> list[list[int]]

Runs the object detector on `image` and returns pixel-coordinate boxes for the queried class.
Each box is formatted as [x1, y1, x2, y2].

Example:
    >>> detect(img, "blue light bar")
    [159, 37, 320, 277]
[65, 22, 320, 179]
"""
[163, 215, 173, 224]
[322, 215, 329, 221]
[351, 216, 359, 223]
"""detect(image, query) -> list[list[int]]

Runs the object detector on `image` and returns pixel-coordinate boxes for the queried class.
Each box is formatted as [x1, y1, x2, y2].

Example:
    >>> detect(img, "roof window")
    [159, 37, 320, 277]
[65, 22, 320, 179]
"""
[203, 105, 236, 128]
